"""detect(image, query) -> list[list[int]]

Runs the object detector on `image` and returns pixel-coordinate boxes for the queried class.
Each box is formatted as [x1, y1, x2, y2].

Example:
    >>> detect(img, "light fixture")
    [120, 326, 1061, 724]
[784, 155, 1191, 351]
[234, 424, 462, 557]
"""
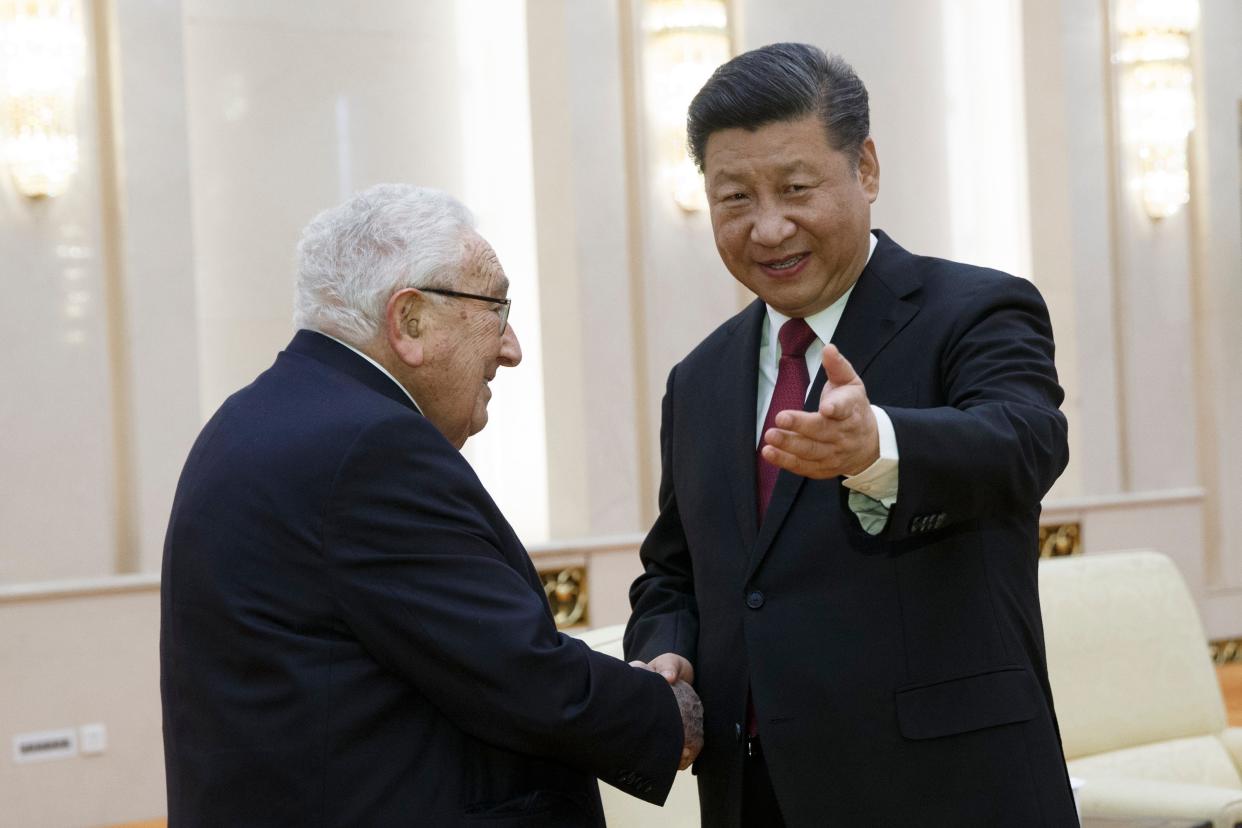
[1114, 0, 1198, 220]
[0, 0, 86, 199]
[642, 0, 731, 213]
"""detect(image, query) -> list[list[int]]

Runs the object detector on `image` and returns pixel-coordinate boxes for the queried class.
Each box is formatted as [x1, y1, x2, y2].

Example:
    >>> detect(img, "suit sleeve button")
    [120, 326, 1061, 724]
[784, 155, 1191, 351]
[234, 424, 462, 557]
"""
[746, 590, 765, 609]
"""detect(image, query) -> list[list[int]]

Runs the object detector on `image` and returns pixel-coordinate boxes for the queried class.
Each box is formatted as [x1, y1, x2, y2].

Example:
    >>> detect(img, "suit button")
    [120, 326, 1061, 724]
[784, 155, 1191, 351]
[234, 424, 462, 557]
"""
[746, 590, 765, 609]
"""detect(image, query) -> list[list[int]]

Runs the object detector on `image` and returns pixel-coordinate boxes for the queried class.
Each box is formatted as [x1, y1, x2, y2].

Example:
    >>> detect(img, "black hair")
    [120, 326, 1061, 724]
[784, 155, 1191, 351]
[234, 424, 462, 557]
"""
[686, 43, 870, 171]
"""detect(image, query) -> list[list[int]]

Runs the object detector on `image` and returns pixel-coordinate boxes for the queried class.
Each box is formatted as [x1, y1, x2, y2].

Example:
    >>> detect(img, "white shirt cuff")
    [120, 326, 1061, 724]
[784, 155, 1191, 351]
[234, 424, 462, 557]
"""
[842, 405, 899, 507]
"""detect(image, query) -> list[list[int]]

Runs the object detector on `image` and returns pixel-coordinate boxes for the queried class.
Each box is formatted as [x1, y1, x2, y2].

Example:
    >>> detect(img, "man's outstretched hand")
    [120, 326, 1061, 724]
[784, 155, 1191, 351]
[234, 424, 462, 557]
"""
[760, 344, 879, 479]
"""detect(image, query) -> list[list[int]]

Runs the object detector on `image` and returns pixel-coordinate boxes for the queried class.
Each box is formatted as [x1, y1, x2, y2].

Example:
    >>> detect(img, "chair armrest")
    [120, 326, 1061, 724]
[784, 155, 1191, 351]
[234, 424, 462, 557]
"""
[1218, 728, 1242, 778]
[1077, 776, 1242, 828]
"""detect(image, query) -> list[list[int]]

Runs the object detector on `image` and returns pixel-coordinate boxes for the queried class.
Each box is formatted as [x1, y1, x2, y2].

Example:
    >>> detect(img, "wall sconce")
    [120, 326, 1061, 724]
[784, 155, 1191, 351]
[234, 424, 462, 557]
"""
[0, 0, 86, 199]
[642, 0, 731, 213]
[1114, 0, 1198, 220]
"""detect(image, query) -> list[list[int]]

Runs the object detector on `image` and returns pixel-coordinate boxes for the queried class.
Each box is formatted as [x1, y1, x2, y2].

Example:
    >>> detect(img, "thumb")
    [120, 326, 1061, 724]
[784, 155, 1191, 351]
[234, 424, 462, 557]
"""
[821, 344, 858, 387]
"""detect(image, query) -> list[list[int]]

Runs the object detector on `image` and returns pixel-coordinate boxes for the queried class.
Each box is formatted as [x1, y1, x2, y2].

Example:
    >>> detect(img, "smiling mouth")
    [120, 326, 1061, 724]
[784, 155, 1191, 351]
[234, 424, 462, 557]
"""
[761, 253, 807, 271]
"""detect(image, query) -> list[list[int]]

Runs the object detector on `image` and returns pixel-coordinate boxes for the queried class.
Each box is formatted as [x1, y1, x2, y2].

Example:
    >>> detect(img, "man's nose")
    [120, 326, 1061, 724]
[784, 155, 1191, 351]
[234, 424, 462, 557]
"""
[499, 323, 522, 367]
[750, 201, 796, 247]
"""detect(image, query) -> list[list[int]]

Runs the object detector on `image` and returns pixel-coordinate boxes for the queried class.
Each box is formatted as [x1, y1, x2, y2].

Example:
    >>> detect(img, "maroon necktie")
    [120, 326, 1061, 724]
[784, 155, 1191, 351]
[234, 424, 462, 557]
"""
[748, 317, 817, 740]
[756, 318, 819, 520]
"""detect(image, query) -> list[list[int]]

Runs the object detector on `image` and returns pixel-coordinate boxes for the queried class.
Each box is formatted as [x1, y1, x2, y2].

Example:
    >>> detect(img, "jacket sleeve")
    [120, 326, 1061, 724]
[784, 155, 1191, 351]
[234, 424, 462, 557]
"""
[624, 365, 701, 667]
[322, 415, 683, 805]
[875, 274, 1069, 542]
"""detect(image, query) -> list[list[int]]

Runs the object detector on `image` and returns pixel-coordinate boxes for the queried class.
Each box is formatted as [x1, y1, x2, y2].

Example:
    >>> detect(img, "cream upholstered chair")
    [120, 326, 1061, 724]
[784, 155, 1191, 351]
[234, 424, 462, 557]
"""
[576, 624, 700, 827]
[1040, 550, 1242, 827]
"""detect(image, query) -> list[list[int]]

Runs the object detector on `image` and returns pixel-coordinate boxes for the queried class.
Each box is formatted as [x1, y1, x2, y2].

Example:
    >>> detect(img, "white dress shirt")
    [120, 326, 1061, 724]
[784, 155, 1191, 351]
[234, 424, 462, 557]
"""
[754, 232, 899, 527]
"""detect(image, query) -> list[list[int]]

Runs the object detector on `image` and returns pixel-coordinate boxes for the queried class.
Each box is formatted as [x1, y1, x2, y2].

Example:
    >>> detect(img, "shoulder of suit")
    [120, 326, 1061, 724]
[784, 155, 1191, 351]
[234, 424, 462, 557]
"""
[892, 250, 1037, 306]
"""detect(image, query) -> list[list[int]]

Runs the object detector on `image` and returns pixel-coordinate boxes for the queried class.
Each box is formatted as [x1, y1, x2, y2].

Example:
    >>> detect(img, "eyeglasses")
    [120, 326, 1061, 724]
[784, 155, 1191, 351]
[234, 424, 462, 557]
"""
[420, 288, 511, 334]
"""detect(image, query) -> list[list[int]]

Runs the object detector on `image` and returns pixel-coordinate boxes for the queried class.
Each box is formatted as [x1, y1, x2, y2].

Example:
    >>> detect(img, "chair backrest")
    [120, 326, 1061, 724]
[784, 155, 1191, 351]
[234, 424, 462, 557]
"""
[1039, 550, 1228, 760]
[574, 623, 626, 659]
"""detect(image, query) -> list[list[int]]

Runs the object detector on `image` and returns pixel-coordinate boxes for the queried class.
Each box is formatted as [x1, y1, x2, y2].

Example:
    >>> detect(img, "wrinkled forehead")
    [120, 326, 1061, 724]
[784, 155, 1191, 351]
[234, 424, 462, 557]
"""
[460, 233, 509, 296]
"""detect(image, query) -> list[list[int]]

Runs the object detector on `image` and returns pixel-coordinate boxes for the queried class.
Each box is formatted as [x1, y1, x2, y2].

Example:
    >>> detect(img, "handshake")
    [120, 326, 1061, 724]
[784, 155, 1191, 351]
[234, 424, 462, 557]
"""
[630, 652, 703, 771]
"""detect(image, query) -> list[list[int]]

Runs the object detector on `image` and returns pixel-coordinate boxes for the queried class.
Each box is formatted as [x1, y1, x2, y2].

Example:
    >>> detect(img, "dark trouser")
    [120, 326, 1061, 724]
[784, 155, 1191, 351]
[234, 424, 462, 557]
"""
[742, 737, 786, 828]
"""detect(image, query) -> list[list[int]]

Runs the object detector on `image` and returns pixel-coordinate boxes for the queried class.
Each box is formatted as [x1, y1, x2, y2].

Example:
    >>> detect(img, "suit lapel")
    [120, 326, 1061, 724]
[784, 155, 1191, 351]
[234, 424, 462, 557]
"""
[720, 300, 766, 550]
[746, 231, 922, 579]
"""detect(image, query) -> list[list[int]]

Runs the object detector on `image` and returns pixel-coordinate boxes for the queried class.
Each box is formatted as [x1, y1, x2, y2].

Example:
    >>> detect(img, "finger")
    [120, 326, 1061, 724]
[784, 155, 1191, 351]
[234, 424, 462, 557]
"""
[818, 386, 863, 421]
[773, 409, 837, 439]
[648, 659, 677, 682]
[628, 660, 653, 671]
[650, 653, 694, 684]
[762, 427, 833, 462]
[821, 344, 859, 387]
[760, 443, 813, 476]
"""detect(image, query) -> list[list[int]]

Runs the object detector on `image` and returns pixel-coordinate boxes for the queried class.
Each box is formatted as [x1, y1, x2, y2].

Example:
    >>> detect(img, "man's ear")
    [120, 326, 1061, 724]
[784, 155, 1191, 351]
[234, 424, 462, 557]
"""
[858, 136, 880, 204]
[385, 288, 426, 368]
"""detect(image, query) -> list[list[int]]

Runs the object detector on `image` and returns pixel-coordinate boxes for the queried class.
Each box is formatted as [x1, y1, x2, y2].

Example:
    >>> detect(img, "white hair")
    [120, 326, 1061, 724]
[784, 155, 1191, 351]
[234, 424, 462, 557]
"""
[293, 183, 477, 345]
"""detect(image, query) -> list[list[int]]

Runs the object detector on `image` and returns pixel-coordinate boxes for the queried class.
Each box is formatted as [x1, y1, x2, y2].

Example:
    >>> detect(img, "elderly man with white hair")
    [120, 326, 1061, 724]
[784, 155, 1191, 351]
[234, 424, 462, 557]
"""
[160, 183, 701, 827]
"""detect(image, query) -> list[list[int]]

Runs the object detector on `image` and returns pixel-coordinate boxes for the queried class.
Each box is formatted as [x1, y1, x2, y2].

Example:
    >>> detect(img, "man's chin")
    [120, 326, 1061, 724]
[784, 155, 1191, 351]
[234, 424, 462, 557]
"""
[469, 409, 489, 437]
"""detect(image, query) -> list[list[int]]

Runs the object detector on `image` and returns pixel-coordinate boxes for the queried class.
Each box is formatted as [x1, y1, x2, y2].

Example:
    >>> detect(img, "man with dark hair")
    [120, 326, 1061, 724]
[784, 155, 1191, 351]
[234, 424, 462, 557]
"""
[625, 43, 1077, 826]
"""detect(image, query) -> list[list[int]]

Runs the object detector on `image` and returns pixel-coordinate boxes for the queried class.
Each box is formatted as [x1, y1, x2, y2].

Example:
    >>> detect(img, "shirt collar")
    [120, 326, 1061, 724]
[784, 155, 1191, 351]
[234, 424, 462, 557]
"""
[320, 332, 421, 412]
[764, 231, 878, 350]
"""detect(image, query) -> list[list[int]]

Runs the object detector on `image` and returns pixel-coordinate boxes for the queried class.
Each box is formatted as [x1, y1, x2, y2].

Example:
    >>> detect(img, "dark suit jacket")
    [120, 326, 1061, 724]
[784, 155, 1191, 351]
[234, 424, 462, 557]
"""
[161, 330, 682, 827]
[625, 231, 1077, 827]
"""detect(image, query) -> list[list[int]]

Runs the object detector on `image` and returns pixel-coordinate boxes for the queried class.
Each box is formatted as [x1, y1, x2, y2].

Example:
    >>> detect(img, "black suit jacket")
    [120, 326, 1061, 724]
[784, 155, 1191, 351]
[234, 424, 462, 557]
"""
[625, 231, 1077, 827]
[161, 330, 682, 827]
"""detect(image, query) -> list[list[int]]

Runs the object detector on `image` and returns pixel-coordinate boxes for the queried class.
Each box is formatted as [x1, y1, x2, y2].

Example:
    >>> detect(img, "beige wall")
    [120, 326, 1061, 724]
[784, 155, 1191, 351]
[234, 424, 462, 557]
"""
[0, 0, 200, 584]
[1019, 0, 1242, 630]
[0, 579, 164, 828]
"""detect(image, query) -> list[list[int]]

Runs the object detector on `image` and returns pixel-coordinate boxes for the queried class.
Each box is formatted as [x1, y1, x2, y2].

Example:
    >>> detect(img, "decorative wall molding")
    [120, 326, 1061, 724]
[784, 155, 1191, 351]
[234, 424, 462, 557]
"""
[1211, 638, 1242, 665]
[539, 566, 588, 629]
[1039, 523, 1082, 558]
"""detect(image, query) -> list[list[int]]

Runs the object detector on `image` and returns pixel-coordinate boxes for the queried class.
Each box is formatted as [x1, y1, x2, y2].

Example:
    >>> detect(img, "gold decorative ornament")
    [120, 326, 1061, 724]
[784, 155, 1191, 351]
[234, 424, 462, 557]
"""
[540, 566, 588, 629]
[1038, 522, 1082, 558]
[1210, 638, 1242, 665]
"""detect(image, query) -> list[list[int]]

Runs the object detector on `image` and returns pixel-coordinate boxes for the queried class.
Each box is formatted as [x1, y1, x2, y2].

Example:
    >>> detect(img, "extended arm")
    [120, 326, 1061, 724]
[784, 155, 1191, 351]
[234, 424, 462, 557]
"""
[325, 416, 685, 803]
[759, 275, 1066, 542]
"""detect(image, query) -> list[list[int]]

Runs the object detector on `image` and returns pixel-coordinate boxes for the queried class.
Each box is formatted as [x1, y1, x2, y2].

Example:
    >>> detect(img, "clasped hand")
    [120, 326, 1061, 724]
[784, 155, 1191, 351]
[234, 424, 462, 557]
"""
[629, 653, 701, 770]
[760, 344, 879, 479]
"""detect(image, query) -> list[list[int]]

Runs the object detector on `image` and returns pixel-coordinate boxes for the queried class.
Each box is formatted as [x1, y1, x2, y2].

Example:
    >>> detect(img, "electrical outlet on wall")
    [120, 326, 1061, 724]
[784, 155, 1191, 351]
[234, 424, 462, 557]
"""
[79, 723, 107, 755]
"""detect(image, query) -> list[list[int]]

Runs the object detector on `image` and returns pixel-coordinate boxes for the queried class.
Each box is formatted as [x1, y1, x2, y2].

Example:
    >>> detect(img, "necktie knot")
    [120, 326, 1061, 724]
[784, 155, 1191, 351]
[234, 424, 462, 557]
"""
[778, 318, 817, 360]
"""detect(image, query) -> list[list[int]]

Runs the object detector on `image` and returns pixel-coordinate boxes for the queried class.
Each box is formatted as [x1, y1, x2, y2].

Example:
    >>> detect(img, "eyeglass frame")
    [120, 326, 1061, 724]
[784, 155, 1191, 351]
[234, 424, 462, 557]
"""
[419, 287, 511, 333]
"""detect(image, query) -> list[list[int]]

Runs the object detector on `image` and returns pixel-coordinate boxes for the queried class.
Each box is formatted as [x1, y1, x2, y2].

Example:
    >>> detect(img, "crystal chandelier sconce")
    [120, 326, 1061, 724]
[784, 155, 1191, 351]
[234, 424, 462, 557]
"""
[1114, 0, 1198, 220]
[0, 0, 85, 199]
[642, 0, 731, 213]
